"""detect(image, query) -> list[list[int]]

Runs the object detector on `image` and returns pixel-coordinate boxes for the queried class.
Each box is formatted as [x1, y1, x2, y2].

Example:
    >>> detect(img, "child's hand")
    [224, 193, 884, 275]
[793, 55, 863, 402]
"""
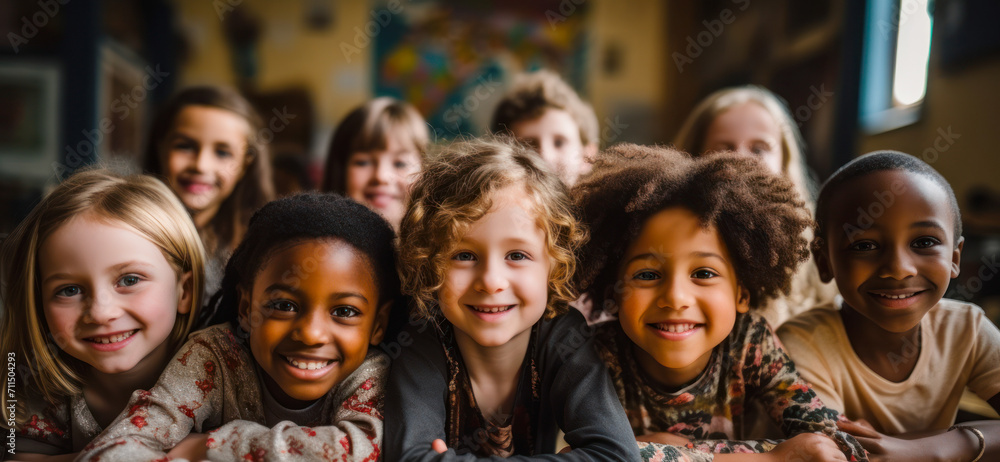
[432, 438, 448, 454]
[767, 433, 847, 462]
[166, 433, 210, 461]
[635, 431, 691, 446]
[837, 417, 878, 436]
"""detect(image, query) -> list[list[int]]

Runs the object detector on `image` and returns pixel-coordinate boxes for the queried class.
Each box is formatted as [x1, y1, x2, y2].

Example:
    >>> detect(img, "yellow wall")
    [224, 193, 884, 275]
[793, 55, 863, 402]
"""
[172, 0, 666, 134]
[173, 0, 372, 126]
[859, 56, 1000, 209]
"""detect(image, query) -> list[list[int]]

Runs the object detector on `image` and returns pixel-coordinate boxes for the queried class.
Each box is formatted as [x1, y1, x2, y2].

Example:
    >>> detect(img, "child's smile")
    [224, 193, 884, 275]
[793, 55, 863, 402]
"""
[616, 206, 749, 387]
[816, 169, 962, 334]
[240, 239, 386, 409]
[438, 187, 551, 349]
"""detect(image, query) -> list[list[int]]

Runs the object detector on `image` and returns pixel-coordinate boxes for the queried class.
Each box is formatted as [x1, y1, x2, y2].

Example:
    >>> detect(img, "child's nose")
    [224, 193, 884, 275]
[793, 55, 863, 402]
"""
[656, 275, 695, 310]
[372, 160, 393, 184]
[878, 245, 918, 280]
[83, 288, 125, 324]
[290, 307, 334, 345]
[474, 259, 509, 294]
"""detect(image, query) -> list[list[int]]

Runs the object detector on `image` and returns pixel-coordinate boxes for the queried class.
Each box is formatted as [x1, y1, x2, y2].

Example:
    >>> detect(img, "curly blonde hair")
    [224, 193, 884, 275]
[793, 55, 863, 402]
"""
[398, 136, 587, 320]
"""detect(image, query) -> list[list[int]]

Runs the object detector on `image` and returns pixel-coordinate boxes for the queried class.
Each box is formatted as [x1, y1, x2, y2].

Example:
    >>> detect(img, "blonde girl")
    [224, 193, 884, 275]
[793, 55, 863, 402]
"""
[674, 85, 836, 327]
[0, 169, 204, 458]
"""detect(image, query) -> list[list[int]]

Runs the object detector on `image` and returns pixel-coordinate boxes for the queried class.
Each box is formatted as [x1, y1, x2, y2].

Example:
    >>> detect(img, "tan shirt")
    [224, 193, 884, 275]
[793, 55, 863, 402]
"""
[777, 298, 1000, 434]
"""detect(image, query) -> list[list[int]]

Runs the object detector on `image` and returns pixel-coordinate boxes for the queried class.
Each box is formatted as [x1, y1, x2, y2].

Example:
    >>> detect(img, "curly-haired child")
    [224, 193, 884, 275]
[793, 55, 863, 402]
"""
[574, 144, 867, 461]
[674, 85, 836, 328]
[78, 193, 398, 460]
[778, 151, 1000, 461]
[383, 137, 640, 460]
[0, 169, 204, 460]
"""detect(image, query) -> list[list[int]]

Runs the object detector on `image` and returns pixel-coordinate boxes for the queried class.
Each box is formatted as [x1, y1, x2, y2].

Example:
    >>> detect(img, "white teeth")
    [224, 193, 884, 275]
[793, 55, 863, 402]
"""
[285, 357, 331, 370]
[875, 293, 916, 299]
[89, 330, 137, 344]
[469, 305, 513, 313]
[657, 323, 696, 333]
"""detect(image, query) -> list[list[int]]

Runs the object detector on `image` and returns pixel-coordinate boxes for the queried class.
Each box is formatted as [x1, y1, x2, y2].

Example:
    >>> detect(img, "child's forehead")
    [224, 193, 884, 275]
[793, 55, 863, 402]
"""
[825, 169, 956, 232]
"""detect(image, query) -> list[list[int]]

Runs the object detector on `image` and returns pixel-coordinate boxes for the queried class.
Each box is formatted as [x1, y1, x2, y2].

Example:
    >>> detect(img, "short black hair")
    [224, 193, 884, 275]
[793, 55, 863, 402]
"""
[201, 193, 401, 327]
[815, 150, 961, 243]
[574, 144, 812, 315]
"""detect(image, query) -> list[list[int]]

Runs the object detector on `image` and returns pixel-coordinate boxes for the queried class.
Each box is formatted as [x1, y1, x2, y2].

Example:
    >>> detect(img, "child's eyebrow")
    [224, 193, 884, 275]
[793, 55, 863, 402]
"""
[263, 283, 370, 305]
[911, 220, 947, 232]
[691, 251, 728, 263]
[42, 273, 74, 285]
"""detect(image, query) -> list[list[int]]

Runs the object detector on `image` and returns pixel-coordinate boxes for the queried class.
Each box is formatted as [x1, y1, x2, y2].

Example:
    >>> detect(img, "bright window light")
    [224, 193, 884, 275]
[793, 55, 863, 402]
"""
[892, 0, 932, 106]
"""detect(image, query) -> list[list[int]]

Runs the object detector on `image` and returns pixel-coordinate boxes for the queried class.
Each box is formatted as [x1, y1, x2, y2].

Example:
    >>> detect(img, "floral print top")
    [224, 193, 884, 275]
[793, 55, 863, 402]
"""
[76, 324, 388, 461]
[594, 312, 867, 462]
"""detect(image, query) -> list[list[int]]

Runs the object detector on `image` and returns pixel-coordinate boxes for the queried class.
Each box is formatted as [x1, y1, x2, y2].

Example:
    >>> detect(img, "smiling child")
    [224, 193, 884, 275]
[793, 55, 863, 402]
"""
[574, 144, 866, 461]
[384, 137, 640, 460]
[78, 193, 398, 460]
[778, 151, 1000, 461]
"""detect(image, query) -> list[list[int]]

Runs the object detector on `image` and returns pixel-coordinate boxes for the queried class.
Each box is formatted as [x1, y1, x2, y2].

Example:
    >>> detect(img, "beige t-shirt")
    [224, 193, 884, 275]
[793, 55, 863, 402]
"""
[777, 298, 1000, 434]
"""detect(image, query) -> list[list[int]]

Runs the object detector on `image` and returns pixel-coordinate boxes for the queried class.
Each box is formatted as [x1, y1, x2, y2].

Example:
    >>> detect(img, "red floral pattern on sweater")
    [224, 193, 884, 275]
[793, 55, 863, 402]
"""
[77, 324, 388, 461]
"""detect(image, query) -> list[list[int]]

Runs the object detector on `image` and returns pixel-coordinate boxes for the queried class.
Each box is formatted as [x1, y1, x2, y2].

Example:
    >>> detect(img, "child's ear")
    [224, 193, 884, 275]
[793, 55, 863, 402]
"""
[736, 286, 751, 314]
[951, 236, 965, 278]
[812, 237, 834, 283]
[237, 287, 252, 333]
[582, 142, 598, 164]
[175, 271, 194, 315]
[369, 299, 393, 346]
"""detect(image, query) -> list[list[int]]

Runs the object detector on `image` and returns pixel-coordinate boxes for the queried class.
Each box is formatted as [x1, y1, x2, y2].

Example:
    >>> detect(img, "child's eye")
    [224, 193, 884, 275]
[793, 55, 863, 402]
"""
[692, 269, 718, 279]
[554, 137, 566, 149]
[55, 285, 82, 298]
[633, 270, 660, 281]
[117, 275, 142, 287]
[507, 251, 530, 261]
[911, 237, 940, 249]
[452, 251, 476, 261]
[265, 300, 297, 312]
[332, 306, 360, 318]
[394, 160, 410, 169]
[849, 241, 878, 252]
[215, 149, 232, 159]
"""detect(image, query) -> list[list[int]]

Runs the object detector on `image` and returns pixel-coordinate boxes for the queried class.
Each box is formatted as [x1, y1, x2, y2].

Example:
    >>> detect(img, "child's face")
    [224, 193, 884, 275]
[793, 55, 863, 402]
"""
[615, 207, 749, 386]
[510, 108, 588, 186]
[816, 170, 962, 333]
[438, 188, 551, 349]
[703, 102, 784, 175]
[162, 105, 252, 225]
[345, 135, 422, 229]
[39, 215, 192, 375]
[239, 239, 387, 407]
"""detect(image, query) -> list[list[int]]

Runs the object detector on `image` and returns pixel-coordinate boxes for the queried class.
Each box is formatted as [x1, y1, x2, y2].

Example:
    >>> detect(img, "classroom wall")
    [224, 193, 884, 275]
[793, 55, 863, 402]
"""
[171, 0, 668, 143]
[858, 55, 1000, 211]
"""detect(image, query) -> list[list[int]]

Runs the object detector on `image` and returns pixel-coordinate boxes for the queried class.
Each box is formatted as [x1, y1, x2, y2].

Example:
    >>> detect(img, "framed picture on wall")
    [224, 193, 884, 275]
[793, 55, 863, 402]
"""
[0, 60, 60, 182]
[99, 40, 149, 168]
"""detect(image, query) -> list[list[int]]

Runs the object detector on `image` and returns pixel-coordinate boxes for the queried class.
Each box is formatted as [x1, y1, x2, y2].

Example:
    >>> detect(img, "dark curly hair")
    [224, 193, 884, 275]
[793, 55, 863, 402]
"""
[202, 192, 401, 328]
[574, 144, 812, 315]
[815, 150, 961, 244]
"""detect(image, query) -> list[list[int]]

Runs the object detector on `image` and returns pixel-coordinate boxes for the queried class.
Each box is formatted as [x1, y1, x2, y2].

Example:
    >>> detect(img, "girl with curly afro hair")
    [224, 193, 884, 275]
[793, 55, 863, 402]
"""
[574, 144, 867, 462]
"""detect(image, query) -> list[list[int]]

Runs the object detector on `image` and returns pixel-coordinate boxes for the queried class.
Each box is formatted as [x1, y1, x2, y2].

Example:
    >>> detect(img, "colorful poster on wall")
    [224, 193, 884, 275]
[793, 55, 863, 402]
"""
[372, 0, 590, 140]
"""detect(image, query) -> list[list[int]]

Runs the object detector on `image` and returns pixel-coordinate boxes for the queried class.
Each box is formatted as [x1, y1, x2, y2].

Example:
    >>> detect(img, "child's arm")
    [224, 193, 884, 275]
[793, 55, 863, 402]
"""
[76, 330, 233, 460]
[201, 353, 388, 461]
[385, 315, 641, 461]
[749, 317, 867, 460]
